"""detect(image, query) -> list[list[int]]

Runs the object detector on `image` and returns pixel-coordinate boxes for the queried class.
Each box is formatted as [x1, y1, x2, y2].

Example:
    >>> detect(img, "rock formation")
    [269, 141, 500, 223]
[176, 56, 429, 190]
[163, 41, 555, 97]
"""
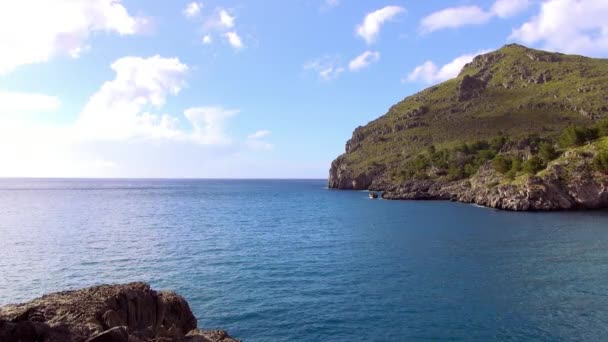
[381, 149, 608, 211]
[328, 44, 608, 210]
[0, 282, 239, 342]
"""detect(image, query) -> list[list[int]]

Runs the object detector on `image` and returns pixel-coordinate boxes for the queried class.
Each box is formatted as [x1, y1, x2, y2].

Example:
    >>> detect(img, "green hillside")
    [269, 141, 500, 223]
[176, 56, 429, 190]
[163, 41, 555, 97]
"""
[330, 44, 608, 190]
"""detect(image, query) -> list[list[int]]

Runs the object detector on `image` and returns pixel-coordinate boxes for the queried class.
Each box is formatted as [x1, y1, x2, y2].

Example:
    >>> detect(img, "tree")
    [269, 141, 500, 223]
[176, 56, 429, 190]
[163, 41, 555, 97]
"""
[492, 155, 512, 174]
[539, 142, 558, 161]
[559, 126, 599, 148]
[511, 157, 522, 172]
[593, 151, 608, 173]
[597, 119, 608, 137]
[490, 135, 507, 152]
[523, 156, 545, 174]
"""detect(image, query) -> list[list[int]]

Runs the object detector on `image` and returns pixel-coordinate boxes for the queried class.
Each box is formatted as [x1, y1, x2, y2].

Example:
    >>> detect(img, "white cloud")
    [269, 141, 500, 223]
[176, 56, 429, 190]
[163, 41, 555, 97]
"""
[492, 0, 529, 18]
[420, 6, 492, 33]
[184, 107, 239, 145]
[349, 51, 380, 71]
[201, 8, 244, 49]
[183, 2, 203, 18]
[304, 56, 345, 81]
[319, 67, 345, 80]
[356, 6, 405, 44]
[0, 54, 272, 178]
[246, 130, 273, 150]
[0, 0, 146, 75]
[0, 92, 61, 113]
[420, 0, 529, 34]
[76, 55, 188, 141]
[510, 0, 608, 56]
[223, 31, 244, 49]
[405, 50, 491, 84]
[219, 9, 235, 28]
[248, 130, 271, 139]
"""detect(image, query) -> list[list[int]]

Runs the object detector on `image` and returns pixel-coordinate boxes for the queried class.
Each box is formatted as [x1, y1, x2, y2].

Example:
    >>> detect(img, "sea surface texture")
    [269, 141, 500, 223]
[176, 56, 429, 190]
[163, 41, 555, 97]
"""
[1, 179, 608, 341]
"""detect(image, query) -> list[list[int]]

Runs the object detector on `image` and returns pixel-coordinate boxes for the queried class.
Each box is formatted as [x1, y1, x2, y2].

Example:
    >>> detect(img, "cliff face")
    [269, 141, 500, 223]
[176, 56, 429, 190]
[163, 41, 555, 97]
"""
[0, 283, 239, 342]
[329, 44, 608, 210]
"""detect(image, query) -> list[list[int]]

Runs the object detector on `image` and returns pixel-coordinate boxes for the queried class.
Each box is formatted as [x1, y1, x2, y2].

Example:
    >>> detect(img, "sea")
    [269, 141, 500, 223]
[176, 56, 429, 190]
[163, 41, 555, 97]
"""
[1, 178, 608, 341]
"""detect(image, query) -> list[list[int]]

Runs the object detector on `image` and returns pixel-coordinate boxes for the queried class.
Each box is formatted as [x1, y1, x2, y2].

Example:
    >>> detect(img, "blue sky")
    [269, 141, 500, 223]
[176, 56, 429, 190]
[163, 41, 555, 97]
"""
[1, 0, 607, 178]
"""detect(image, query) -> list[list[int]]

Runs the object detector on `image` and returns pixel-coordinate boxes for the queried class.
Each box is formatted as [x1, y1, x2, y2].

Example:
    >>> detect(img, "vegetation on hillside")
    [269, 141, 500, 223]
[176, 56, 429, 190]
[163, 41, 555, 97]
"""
[335, 44, 608, 185]
[389, 118, 608, 183]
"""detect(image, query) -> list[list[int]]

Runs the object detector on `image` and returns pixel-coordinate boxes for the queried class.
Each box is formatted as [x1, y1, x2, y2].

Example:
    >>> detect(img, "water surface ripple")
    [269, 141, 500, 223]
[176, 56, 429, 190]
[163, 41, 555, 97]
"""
[1, 179, 608, 341]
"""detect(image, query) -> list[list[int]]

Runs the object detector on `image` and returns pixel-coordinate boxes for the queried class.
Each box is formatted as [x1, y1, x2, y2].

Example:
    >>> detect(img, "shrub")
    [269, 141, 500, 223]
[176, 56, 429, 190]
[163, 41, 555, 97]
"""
[593, 151, 608, 173]
[539, 142, 558, 161]
[477, 149, 496, 161]
[447, 164, 465, 181]
[492, 155, 512, 174]
[511, 157, 522, 172]
[470, 140, 489, 151]
[490, 135, 507, 152]
[596, 119, 608, 137]
[455, 143, 470, 154]
[559, 126, 599, 147]
[412, 154, 430, 170]
[522, 156, 545, 174]
[464, 163, 478, 177]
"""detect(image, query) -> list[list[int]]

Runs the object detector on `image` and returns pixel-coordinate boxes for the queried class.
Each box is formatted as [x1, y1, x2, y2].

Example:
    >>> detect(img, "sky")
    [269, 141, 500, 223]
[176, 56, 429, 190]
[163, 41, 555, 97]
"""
[1, 0, 608, 178]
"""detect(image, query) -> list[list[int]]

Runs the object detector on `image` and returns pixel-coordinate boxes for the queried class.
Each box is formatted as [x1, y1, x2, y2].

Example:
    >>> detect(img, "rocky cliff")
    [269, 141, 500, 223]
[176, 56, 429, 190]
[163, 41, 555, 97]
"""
[382, 142, 608, 210]
[0, 283, 239, 342]
[329, 44, 608, 210]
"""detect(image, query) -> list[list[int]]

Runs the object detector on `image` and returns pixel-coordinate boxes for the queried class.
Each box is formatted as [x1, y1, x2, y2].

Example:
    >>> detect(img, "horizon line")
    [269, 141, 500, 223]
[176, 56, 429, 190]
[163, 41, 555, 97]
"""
[0, 176, 328, 181]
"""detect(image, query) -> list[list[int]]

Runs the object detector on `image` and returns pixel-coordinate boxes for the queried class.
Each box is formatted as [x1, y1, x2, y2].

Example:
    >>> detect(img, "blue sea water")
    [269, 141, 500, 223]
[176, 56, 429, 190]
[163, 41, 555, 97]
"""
[1, 179, 608, 341]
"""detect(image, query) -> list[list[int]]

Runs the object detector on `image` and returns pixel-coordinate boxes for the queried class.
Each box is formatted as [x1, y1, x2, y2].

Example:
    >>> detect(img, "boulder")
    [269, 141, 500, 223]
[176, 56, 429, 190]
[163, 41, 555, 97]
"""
[0, 283, 239, 342]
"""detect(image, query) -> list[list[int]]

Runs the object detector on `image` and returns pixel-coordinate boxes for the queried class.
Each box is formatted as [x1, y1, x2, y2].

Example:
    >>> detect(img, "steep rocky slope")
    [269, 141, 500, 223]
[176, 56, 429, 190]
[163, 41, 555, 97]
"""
[0, 283, 239, 342]
[329, 44, 608, 210]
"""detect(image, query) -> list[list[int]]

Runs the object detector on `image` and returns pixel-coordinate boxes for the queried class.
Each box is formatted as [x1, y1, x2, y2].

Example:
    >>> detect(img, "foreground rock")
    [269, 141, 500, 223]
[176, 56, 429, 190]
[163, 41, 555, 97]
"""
[0, 282, 239, 342]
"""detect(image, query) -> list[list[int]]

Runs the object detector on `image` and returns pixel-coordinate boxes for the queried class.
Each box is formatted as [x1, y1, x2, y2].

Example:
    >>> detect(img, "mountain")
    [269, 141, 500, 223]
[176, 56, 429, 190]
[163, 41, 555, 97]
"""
[329, 44, 608, 210]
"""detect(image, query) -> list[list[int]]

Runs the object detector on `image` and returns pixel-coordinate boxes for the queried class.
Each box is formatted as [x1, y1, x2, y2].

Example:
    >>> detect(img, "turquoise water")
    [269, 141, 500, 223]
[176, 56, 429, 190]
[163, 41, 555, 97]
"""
[1, 179, 608, 341]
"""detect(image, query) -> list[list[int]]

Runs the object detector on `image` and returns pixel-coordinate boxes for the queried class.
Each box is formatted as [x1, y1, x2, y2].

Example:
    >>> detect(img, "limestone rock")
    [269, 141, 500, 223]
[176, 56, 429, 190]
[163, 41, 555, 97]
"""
[381, 152, 608, 211]
[0, 283, 239, 342]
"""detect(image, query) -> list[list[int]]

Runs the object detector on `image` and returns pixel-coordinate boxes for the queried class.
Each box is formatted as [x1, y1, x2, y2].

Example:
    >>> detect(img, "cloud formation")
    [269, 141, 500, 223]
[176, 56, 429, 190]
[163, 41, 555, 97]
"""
[248, 130, 271, 139]
[304, 56, 345, 81]
[405, 50, 491, 84]
[77, 55, 188, 141]
[510, 0, 608, 56]
[0, 91, 61, 113]
[492, 0, 529, 18]
[349, 51, 380, 71]
[0, 55, 249, 177]
[356, 6, 405, 44]
[183, 2, 203, 18]
[219, 9, 235, 28]
[420, 0, 528, 33]
[200, 8, 244, 49]
[0, 0, 146, 74]
[224, 31, 244, 49]
[185, 107, 240, 145]
[246, 130, 273, 150]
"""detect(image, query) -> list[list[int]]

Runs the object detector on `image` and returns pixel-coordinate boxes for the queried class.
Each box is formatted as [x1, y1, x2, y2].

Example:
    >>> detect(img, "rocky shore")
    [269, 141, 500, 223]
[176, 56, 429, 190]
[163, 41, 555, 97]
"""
[0, 282, 239, 342]
[332, 148, 608, 211]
